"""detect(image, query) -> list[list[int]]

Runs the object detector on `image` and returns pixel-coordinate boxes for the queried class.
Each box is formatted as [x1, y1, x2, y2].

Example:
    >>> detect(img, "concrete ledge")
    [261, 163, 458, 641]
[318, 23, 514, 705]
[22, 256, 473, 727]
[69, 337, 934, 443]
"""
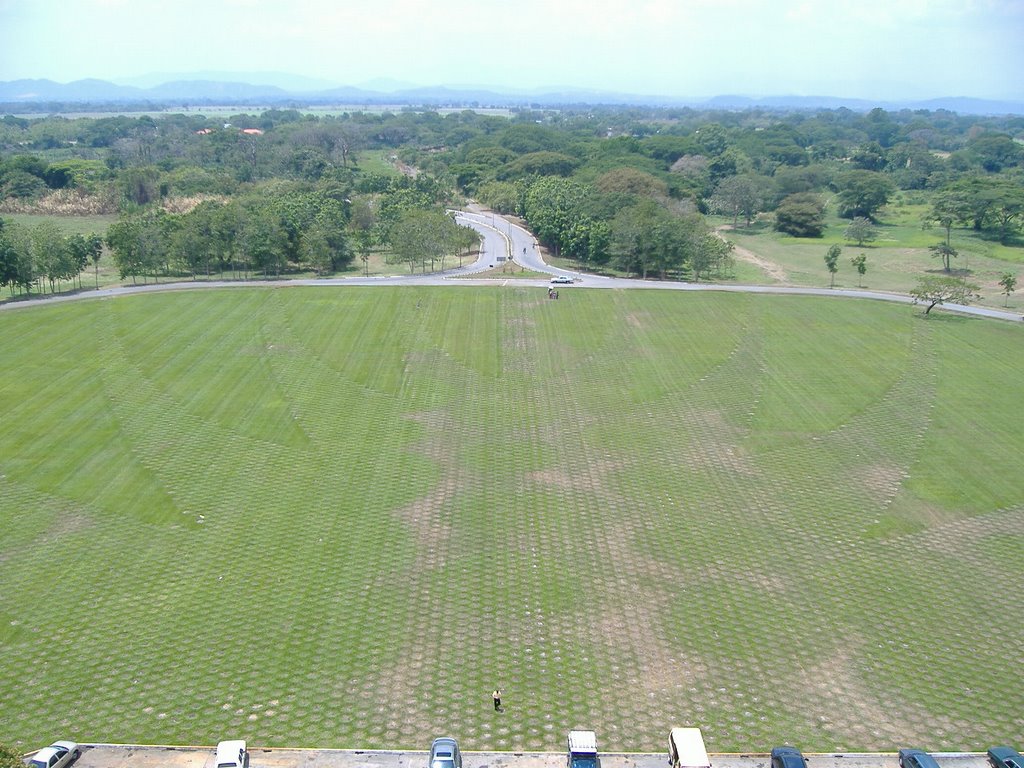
[65, 745, 993, 768]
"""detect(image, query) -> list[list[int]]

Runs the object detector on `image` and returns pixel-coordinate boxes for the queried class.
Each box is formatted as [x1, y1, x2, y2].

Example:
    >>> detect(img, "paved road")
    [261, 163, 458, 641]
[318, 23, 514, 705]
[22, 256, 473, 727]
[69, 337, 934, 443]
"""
[1, 209, 1020, 325]
[453, 208, 1021, 323]
[52, 745, 997, 768]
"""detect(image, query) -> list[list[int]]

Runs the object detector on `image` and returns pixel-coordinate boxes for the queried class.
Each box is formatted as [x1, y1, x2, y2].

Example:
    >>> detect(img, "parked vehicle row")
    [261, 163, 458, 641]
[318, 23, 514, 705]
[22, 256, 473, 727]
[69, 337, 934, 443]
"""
[20, 736, 1024, 768]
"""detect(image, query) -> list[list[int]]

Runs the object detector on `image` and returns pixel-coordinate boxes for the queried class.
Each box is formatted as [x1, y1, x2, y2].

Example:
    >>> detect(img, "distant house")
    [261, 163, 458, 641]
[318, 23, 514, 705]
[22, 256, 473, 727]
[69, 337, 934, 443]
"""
[195, 128, 214, 135]
[240, 128, 264, 135]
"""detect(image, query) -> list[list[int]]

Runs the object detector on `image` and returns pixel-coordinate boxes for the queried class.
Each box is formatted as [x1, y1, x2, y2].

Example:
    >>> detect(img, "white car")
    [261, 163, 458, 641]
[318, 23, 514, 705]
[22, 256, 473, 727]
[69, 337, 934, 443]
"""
[550, 275, 574, 284]
[215, 740, 247, 768]
[28, 742, 79, 768]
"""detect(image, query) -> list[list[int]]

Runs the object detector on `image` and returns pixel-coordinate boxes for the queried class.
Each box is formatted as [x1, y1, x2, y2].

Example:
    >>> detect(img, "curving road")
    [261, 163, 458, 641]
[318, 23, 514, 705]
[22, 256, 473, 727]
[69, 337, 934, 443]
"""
[455, 208, 1022, 323]
[2, 208, 1021, 324]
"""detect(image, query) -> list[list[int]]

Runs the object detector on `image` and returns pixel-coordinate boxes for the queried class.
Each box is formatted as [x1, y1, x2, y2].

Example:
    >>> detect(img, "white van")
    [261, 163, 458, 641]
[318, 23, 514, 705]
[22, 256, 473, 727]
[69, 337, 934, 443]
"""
[567, 730, 598, 768]
[215, 740, 247, 768]
[668, 728, 710, 768]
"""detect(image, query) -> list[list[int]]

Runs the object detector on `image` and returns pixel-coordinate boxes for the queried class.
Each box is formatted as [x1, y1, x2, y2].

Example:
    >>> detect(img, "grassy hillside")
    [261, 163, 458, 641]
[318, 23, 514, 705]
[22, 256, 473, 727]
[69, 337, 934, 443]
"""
[0, 287, 1021, 752]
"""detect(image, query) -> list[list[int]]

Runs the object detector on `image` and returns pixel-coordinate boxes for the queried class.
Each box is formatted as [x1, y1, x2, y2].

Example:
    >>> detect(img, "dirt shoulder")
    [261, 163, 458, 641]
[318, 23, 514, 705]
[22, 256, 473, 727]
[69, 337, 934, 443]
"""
[716, 227, 787, 283]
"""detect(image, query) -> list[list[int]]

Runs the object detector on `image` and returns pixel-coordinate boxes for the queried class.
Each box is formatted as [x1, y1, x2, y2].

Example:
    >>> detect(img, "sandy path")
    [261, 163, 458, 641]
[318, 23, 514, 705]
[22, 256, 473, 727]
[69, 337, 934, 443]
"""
[716, 227, 787, 283]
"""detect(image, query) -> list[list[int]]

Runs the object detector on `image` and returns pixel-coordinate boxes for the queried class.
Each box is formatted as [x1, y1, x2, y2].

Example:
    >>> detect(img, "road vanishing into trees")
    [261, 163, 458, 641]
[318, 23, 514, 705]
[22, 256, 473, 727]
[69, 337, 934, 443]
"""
[2, 207, 1022, 323]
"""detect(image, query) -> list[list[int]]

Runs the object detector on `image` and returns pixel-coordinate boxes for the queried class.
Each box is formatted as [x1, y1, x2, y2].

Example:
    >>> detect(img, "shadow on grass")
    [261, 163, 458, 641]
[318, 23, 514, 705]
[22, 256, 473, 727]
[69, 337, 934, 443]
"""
[724, 220, 773, 235]
[912, 310, 971, 325]
[973, 230, 1024, 248]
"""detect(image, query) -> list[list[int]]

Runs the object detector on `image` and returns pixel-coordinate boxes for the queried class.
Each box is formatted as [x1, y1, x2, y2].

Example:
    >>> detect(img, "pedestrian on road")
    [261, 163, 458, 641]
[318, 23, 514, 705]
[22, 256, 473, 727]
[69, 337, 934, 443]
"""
[493, 689, 502, 712]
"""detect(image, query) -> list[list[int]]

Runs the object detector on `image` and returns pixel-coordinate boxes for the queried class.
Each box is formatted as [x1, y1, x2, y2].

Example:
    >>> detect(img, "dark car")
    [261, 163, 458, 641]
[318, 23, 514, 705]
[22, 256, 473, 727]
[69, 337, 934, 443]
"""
[900, 749, 941, 768]
[430, 738, 462, 768]
[989, 747, 1024, 768]
[771, 747, 807, 768]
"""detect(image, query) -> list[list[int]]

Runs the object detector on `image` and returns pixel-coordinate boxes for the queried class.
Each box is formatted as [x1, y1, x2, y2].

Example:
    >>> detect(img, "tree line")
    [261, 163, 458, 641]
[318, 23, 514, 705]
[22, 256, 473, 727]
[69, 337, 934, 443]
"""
[0, 172, 477, 294]
[0, 218, 102, 295]
[1, 104, 1022, 290]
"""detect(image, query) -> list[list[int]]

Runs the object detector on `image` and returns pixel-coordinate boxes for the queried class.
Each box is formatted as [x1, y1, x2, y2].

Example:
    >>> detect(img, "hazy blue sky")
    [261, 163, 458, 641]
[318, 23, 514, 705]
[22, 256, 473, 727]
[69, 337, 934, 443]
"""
[1, 0, 1022, 99]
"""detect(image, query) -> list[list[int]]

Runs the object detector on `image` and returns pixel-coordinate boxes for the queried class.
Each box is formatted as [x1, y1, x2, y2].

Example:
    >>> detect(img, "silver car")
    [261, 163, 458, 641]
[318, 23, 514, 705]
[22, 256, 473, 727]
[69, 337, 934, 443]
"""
[430, 738, 462, 768]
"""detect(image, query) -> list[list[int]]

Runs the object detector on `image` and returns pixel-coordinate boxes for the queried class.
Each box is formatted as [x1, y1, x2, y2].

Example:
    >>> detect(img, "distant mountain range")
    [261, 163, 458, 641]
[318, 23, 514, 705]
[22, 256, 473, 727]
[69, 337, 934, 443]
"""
[2, 76, 1022, 116]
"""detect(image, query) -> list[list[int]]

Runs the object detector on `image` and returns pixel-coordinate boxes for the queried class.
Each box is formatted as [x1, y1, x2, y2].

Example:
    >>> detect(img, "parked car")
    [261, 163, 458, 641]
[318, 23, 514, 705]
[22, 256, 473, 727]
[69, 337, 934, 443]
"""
[27, 742, 79, 768]
[550, 275, 573, 284]
[988, 747, 1024, 768]
[567, 730, 599, 768]
[429, 738, 462, 768]
[771, 747, 807, 768]
[899, 749, 941, 768]
[668, 728, 711, 768]
[215, 740, 247, 768]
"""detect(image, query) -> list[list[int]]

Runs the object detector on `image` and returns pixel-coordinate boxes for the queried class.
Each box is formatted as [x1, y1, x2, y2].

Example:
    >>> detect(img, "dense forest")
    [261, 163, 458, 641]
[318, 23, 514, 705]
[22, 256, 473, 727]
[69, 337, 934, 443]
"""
[1, 104, 1022, 294]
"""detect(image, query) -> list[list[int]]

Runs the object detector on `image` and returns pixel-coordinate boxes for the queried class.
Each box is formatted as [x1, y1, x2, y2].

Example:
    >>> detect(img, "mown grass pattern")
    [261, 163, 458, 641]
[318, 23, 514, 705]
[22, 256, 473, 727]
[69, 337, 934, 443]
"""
[0, 287, 1022, 753]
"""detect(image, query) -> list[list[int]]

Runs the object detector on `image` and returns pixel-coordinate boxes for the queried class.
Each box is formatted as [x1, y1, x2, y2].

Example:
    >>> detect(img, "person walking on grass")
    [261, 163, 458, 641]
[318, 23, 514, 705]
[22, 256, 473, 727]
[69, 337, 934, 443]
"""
[493, 689, 502, 712]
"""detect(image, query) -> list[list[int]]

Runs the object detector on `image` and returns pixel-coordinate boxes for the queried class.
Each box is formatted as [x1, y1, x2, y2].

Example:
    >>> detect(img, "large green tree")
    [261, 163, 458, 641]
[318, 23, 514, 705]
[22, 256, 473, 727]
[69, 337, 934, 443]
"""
[106, 211, 171, 283]
[930, 188, 972, 246]
[967, 133, 1023, 172]
[709, 173, 771, 228]
[523, 177, 594, 259]
[910, 275, 979, 314]
[348, 197, 378, 276]
[690, 231, 735, 282]
[169, 200, 234, 278]
[774, 193, 825, 237]
[988, 180, 1024, 244]
[388, 208, 466, 273]
[31, 220, 76, 293]
[928, 242, 958, 273]
[237, 201, 290, 278]
[497, 151, 578, 180]
[936, 177, 1000, 233]
[0, 219, 35, 294]
[844, 217, 877, 247]
[67, 232, 103, 290]
[835, 170, 894, 220]
[609, 200, 701, 280]
[594, 167, 670, 204]
[0, 222, 28, 296]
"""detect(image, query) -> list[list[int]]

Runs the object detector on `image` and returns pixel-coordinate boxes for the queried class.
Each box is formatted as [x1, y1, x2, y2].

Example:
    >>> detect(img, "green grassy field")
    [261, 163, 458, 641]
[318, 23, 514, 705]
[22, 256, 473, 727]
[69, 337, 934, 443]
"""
[0, 287, 1022, 753]
[351, 150, 405, 177]
[716, 205, 1024, 309]
[0, 213, 117, 237]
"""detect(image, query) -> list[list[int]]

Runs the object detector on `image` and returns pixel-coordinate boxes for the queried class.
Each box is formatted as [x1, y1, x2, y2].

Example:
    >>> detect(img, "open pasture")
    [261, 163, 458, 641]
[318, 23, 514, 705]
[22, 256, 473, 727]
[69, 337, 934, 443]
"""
[0, 287, 1022, 752]
[717, 204, 1024, 307]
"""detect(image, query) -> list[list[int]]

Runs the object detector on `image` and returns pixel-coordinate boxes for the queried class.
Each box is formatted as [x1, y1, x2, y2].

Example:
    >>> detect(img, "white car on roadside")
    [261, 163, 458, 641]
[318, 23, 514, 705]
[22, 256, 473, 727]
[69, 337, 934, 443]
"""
[28, 742, 80, 768]
[550, 275, 574, 284]
[215, 740, 247, 768]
